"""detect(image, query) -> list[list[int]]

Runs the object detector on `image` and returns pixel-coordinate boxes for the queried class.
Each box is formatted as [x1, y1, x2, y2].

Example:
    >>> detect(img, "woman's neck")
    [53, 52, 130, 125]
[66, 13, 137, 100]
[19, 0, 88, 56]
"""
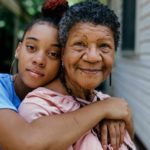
[13, 74, 33, 100]
[45, 78, 67, 95]
[60, 74, 94, 101]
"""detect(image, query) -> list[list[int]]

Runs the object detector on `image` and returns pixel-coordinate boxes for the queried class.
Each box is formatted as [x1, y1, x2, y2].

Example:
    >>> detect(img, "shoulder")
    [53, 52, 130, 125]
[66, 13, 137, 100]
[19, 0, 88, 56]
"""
[0, 73, 20, 111]
[24, 87, 80, 112]
[26, 87, 62, 98]
[0, 73, 12, 81]
[0, 73, 13, 90]
[94, 90, 110, 100]
[0, 73, 12, 91]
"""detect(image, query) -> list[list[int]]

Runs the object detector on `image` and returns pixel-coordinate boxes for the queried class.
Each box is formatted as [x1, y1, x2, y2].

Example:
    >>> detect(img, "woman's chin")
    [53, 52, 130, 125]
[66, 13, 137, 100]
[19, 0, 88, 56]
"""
[80, 81, 101, 90]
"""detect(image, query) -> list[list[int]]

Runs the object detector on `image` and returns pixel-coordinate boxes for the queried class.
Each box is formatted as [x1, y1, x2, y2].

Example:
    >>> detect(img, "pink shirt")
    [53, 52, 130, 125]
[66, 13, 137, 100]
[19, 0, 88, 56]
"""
[19, 87, 136, 150]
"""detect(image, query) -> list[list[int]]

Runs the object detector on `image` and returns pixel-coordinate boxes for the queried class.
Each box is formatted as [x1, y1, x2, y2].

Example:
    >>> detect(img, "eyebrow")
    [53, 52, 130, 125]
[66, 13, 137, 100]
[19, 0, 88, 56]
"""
[26, 37, 38, 41]
[72, 34, 87, 40]
[52, 43, 61, 48]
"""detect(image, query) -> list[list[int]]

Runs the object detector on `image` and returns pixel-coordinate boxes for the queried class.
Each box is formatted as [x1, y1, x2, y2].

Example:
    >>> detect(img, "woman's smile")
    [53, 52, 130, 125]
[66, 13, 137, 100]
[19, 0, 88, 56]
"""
[79, 67, 102, 75]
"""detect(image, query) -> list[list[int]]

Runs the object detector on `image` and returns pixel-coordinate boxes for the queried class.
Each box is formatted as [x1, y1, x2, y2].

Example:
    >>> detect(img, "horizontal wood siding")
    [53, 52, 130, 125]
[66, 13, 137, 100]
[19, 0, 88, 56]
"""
[112, 57, 150, 148]
[110, 0, 150, 148]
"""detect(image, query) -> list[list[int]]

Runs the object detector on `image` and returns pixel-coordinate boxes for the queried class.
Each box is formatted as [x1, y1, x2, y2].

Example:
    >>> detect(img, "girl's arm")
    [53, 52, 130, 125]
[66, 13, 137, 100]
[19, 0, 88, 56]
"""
[0, 102, 105, 150]
[0, 98, 131, 150]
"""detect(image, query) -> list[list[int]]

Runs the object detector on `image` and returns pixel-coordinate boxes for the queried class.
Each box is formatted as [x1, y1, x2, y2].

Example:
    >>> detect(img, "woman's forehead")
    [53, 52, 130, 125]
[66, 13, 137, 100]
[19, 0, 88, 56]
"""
[68, 22, 114, 40]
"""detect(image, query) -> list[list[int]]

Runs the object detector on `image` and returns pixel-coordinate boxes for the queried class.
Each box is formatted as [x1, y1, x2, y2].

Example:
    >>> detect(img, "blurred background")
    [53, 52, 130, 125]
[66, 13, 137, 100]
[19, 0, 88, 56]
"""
[0, 0, 149, 149]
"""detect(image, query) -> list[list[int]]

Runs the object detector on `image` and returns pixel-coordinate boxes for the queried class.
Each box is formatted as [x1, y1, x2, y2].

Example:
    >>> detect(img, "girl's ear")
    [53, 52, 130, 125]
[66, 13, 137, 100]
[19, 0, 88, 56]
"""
[15, 42, 22, 59]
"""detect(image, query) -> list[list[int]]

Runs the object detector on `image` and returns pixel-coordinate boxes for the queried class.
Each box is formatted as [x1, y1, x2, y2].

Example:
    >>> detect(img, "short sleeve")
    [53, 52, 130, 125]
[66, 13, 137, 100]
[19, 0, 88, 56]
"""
[0, 74, 20, 111]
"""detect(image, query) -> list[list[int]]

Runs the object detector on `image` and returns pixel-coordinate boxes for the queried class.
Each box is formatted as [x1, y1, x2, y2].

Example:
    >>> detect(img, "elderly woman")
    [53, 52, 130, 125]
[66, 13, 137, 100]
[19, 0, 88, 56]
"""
[19, 0, 136, 150]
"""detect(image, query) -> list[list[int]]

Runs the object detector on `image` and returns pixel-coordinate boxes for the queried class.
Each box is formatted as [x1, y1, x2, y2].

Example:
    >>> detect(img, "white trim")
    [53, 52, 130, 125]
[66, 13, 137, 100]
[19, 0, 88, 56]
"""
[0, 0, 21, 16]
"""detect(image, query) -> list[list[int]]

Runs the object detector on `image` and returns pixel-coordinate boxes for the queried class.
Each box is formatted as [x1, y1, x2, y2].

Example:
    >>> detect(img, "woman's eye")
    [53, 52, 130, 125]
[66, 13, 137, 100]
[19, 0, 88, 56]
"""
[48, 51, 60, 59]
[74, 41, 86, 47]
[98, 43, 110, 53]
[72, 41, 87, 52]
[100, 43, 109, 48]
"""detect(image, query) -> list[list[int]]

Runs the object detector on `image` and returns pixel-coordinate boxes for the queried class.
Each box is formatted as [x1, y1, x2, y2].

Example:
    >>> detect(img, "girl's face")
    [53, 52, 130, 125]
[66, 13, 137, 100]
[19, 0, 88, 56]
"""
[62, 22, 115, 90]
[16, 23, 61, 88]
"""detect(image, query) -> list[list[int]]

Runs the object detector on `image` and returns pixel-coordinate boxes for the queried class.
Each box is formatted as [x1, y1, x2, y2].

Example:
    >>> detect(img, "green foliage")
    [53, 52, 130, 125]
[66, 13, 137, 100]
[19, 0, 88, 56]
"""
[21, 0, 43, 16]
[0, 7, 14, 35]
[68, 0, 84, 6]
[19, 0, 108, 18]
[68, 0, 108, 5]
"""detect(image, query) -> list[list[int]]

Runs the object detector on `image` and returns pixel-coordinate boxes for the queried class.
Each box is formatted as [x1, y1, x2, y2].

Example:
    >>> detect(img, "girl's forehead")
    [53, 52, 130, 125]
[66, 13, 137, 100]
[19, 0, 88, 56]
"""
[27, 23, 55, 33]
[24, 23, 58, 39]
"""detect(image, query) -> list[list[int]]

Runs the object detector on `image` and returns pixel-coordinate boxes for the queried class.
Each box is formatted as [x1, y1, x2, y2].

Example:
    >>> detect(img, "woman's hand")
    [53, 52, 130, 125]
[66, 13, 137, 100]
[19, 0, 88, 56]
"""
[100, 120, 125, 150]
[99, 97, 134, 150]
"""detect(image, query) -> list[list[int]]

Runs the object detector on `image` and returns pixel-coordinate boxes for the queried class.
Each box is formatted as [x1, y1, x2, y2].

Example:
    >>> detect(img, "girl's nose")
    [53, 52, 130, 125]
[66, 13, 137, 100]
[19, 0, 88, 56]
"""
[32, 52, 46, 67]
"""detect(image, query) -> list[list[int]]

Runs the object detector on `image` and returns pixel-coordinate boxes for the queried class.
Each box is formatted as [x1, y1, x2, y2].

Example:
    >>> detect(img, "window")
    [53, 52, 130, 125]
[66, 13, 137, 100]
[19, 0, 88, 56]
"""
[122, 0, 136, 52]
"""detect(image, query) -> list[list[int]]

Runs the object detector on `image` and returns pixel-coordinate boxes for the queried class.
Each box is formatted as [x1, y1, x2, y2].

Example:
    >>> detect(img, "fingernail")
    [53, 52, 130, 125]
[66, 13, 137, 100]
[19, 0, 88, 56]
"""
[103, 145, 107, 150]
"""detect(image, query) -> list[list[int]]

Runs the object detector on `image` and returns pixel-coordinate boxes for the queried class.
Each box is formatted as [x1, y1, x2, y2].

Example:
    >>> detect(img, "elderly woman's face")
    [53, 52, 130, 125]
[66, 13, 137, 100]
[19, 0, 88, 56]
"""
[62, 22, 115, 90]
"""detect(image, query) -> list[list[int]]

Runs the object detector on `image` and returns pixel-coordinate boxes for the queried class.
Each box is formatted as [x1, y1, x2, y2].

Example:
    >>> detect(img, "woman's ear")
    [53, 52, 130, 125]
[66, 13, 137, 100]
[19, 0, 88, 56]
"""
[61, 48, 65, 61]
[61, 48, 65, 56]
[15, 42, 22, 59]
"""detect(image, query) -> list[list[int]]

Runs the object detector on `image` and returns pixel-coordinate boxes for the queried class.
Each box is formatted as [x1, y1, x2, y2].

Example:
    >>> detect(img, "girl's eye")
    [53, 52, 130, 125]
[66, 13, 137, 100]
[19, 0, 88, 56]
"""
[26, 45, 36, 52]
[48, 51, 60, 59]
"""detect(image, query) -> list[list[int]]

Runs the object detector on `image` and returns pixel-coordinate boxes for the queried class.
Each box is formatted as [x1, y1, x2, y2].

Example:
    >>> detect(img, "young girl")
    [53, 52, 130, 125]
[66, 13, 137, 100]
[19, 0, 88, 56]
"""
[0, 1, 82, 149]
[19, 1, 136, 150]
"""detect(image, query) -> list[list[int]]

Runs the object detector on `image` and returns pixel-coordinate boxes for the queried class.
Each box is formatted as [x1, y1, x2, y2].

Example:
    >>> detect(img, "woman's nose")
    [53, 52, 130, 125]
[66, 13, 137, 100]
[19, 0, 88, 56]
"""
[83, 46, 102, 63]
[32, 52, 46, 67]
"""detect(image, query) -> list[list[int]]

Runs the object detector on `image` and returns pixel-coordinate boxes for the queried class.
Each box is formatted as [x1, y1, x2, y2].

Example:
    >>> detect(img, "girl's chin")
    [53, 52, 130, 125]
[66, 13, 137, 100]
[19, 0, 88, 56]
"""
[26, 82, 41, 89]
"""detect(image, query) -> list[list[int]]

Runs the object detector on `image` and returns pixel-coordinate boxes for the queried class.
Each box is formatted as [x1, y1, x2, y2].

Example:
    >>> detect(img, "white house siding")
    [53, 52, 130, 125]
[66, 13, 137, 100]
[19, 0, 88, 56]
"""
[109, 0, 150, 148]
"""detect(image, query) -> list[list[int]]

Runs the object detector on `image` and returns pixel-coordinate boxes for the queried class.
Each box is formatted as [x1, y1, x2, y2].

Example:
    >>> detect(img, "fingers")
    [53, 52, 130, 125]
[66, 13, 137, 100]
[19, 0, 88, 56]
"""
[105, 120, 126, 150]
[100, 122, 108, 150]
[119, 121, 125, 145]
[125, 107, 134, 138]
[100, 120, 126, 150]
[115, 122, 120, 149]
[108, 122, 117, 150]
[109, 120, 126, 150]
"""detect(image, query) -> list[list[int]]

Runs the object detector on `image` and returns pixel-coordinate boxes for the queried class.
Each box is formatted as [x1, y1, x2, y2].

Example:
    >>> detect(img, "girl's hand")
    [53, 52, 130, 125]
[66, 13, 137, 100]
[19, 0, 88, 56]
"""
[100, 119, 125, 150]
[101, 97, 131, 123]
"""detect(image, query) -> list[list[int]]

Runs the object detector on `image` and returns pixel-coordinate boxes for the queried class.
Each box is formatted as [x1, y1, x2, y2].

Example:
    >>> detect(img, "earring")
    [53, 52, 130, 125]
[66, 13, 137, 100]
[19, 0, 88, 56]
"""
[61, 61, 64, 67]
[10, 58, 18, 74]
[109, 73, 112, 86]
[60, 61, 64, 74]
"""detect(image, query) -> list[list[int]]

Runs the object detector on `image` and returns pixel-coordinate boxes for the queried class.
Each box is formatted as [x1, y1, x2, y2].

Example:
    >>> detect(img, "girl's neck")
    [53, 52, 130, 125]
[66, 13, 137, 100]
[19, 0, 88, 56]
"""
[13, 74, 33, 100]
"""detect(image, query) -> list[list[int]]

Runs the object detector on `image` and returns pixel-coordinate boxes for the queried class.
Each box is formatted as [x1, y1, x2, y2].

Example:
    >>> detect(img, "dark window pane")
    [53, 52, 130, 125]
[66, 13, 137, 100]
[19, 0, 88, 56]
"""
[122, 0, 136, 51]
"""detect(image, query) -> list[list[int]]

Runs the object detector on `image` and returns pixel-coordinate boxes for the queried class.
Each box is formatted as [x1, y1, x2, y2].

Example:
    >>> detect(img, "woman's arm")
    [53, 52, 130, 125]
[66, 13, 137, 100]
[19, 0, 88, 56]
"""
[125, 107, 134, 138]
